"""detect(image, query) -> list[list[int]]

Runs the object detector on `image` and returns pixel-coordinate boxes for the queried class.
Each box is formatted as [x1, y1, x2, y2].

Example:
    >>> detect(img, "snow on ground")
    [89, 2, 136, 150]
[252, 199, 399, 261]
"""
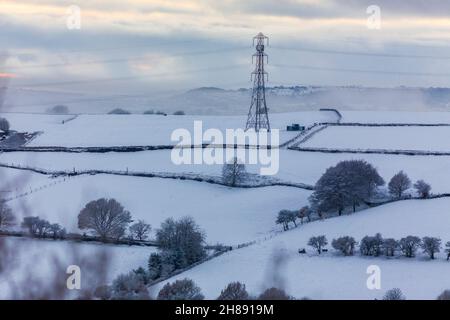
[19, 111, 334, 147]
[341, 111, 450, 124]
[6, 174, 311, 245]
[301, 125, 450, 152]
[4, 149, 450, 193]
[0, 237, 157, 298]
[154, 197, 450, 300]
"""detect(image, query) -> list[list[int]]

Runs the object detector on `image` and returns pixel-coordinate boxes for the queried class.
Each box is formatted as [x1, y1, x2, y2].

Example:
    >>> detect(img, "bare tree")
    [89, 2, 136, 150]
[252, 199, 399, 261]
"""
[383, 288, 405, 300]
[399, 236, 421, 258]
[414, 180, 431, 198]
[0, 202, 14, 230]
[382, 238, 398, 256]
[360, 233, 383, 256]
[332, 236, 357, 256]
[298, 206, 311, 224]
[309, 160, 384, 216]
[222, 157, 246, 187]
[421, 237, 441, 259]
[129, 220, 151, 241]
[217, 282, 250, 300]
[388, 171, 411, 198]
[307, 235, 328, 254]
[157, 278, 204, 300]
[78, 198, 132, 241]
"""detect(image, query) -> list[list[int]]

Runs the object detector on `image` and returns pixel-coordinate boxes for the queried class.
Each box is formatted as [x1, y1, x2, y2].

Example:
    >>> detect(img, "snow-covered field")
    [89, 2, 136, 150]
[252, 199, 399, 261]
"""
[5, 149, 450, 193]
[5, 111, 335, 147]
[6, 174, 311, 245]
[154, 197, 450, 300]
[3, 110, 450, 299]
[301, 125, 450, 152]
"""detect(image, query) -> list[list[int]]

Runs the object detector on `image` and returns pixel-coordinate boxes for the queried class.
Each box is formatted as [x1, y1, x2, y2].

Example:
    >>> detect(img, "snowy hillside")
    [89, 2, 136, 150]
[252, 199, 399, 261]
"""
[154, 197, 450, 300]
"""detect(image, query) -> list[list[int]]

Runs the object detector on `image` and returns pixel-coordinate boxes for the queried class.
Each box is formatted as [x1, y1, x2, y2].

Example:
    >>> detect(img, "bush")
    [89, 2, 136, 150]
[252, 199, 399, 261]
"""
[332, 236, 357, 256]
[421, 237, 441, 259]
[307, 235, 328, 254]
[111, 271, 149, 300]
[157, 278, 204, 300]
[414, 180, 431, 198]
[258, 287, 293, 300]
[222, 157, 246, 187]
[217, 282, 249, 300]
[0, 117, 10, 133]
[398, 236, 421, 258]
[47, 105, 69, 114]
[148, 253, 163, 280]
[0, 202, 15, 230]
[156, 217, 206, 268]
[108, 108, 131, 115]
[173, 110, 185, 115]
[437, 290, 450, 300]
[382, 288, 405, 300]
[78, 198, 132, 241]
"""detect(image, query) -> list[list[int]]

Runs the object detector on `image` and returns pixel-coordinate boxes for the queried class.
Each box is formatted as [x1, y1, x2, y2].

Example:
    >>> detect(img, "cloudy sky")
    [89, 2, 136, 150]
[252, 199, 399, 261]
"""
[2, 0, 450, 96]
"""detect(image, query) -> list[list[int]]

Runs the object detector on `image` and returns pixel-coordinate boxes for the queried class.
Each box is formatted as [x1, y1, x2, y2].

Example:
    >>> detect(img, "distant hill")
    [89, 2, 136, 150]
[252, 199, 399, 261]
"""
[4, 85, 450, 115]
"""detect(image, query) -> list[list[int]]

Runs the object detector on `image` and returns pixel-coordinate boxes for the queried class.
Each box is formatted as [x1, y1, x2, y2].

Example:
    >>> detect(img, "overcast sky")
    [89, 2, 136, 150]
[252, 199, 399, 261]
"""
[2, 0, 450, 95]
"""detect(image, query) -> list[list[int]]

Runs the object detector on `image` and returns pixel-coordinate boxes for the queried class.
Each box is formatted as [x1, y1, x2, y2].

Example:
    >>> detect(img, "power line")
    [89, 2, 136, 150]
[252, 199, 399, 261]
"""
[9, 63, 248, 89]
[272, 63, 450, 77]
[271, 45, 450, 60]
[4, 46, 249, 71]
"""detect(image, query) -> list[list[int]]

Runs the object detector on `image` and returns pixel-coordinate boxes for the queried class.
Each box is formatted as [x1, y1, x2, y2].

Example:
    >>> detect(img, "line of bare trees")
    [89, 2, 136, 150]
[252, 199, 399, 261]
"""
[305, 233, 447, 260]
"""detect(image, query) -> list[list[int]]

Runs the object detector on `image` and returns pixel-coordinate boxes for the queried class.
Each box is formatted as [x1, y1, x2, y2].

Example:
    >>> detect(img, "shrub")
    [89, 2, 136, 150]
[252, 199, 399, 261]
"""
[332, 236, 357, 256]
[108, 108, 131, 115]
[47, 105, 69, 114]
[437, 290, 450, 300]
[217, 282, 249, 300]
[156, 217, 206, 268]
[0, 117, 10, 133]
[383, 288, 405, 300]
[157, 278, 204, 300]
[258, 287, 293, 300]
[173, 110, 185, 115]
[414, 180, 431, 198]
[222, 157, 246, 187]
[110, 271, 149, 300]
[0, 202, 15, 230]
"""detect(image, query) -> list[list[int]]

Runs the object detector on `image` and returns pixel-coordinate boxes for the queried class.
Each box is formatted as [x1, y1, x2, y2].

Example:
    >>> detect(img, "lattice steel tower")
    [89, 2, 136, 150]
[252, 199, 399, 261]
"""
[245, 32, 270, 132]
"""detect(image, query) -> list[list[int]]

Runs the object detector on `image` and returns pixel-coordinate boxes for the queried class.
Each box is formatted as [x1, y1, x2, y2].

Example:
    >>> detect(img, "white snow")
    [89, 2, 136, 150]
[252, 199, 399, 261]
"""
[301, 125, 450, 152]
[154, 197, 450, 300]
[6, 174, 311, 245]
